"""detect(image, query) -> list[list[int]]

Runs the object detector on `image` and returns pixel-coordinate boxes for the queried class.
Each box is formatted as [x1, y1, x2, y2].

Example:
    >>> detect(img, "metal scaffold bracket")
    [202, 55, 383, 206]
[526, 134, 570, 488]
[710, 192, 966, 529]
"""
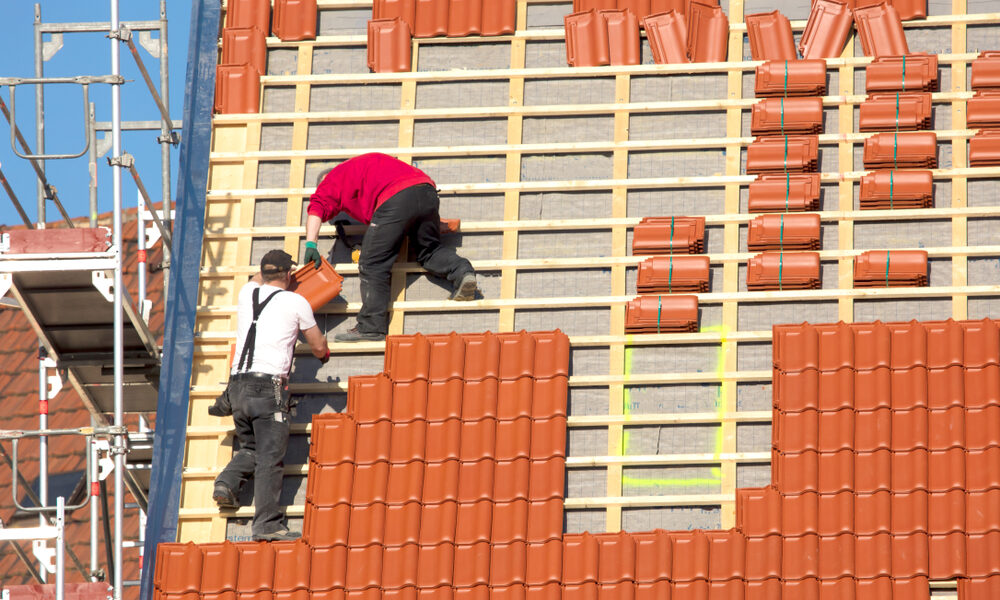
[91, 271, 115, 303]
[115, 153, 173, 250]
[42, 33, 64, 61]
[32, 540, 56, 573]
[95, 439, 114, 481]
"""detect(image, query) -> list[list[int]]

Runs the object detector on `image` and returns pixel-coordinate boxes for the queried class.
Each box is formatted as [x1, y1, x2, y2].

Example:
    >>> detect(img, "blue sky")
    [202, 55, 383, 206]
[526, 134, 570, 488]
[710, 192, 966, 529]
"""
[0, 0, 193, 227]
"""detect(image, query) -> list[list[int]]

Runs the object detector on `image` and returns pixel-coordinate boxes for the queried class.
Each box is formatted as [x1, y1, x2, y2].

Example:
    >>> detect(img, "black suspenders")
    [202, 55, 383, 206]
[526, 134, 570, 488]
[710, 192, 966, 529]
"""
[236, 287, 284, 373]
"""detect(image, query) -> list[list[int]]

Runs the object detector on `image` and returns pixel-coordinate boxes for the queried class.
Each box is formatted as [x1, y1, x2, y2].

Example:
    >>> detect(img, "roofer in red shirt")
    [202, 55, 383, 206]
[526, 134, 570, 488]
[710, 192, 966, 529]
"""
[303, 153, 478, 342]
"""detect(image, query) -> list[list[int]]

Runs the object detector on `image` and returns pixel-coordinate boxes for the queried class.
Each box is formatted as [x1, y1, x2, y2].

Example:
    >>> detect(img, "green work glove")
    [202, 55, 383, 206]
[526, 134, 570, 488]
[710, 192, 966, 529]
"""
[304, 241, 322, 269]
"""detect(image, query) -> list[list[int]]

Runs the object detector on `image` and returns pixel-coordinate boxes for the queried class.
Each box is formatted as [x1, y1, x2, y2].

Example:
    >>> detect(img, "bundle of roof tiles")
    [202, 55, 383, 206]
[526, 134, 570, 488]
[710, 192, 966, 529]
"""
[853, 249, 928, 288]
[631, 216, 705, 255]
[863, 132, 938, 169]
[153, 319, 1000, 598]
[858, 93, 933, 132]
[747, 214, 822, 252]
[624, 294, 699, 333]
[746, 135, 820, 174]
[865, 54, 940, 94]
[636, 255, 710, 294]
[754, 60, 827, 98]
[859, 169, 934, 210]
[750, 97, 824, 136]
[746, 252, 821, 291]
[748, 174, 822, 213]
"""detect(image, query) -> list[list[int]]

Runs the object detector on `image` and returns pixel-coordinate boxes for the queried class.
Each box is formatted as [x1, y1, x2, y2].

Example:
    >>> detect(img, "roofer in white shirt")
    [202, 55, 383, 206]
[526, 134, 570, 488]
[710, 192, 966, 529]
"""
[209, 249, 330, 541]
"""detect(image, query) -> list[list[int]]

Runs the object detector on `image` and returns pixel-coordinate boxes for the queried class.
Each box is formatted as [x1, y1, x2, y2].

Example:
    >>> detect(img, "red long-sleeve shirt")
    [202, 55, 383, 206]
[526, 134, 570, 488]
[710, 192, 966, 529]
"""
[306, 153, 435, 224]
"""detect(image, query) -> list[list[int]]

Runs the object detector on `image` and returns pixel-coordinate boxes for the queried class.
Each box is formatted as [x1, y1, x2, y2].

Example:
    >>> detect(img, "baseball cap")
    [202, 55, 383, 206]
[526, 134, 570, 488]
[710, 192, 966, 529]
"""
[260, 249, 295, 273]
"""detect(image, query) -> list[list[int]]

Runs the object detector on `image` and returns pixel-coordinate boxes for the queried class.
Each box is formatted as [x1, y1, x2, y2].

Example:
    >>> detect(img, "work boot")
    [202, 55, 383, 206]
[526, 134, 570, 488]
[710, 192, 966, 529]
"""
[334, 326, 386, 343]
[213, 483, 239, 510]
[451, 272, 478, 301]
[253, 528, 301, 542]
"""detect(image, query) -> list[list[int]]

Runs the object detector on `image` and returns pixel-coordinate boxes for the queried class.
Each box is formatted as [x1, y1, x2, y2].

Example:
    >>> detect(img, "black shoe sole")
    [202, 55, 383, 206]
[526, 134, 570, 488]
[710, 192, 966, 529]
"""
[213, 488, 239, 510]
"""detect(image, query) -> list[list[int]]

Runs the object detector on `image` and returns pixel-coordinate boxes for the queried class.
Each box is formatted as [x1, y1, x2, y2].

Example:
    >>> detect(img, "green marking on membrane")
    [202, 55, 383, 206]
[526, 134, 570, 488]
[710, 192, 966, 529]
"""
[617, 326, 733, 489]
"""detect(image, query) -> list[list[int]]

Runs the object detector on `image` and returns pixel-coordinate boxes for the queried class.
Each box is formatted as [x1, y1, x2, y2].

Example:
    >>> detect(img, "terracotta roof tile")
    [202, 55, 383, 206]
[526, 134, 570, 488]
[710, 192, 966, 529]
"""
[225, 0, 270, 32]
[746, 213, 821, 252]
[799, 0, 852, 60]
[367, 17, 412, 73]
[852, 2, 909, 58]
[685, 1, 727, 63]
[271, 0, 317, 41]
[642, 10, 689, 65]
[631, 216, 706, 255]
[859, 169, 934, 209]
[564, 10, 612, 67]
[745, 10, 796, 61]
[749, 174, 822, 213]
[215, 64, 260, 114]
[636, 255, 710, 293]
[862, 131, 938, 168]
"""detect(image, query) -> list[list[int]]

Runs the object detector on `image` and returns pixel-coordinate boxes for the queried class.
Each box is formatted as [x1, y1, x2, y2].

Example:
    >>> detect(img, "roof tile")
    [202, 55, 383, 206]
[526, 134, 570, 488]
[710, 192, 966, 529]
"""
[754, 59, 828, 97]
[685, 1, 728, 62]
[971, 51, 1000, 90]
[799, 0, 852, 59]
[745, 10, 796, 61]
[642, 10, 689, 65]
[852, 2, 909, 57]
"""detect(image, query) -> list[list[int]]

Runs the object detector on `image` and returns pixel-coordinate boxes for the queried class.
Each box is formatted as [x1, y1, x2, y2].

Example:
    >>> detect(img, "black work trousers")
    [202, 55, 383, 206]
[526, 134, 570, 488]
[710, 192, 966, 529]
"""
[357, 183, 474, 334]
[215, 375, 291, 537]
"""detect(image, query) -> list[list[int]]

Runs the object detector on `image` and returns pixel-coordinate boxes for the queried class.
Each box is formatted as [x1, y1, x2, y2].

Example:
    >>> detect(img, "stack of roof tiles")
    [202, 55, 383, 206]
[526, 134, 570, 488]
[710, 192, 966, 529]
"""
[631, 216, 705, 255]
[861, 56, 939, 210]
[636, 255, 710, 294]
[970, 51, 1000, 166]
[863, 132, 938, 169]
[853, 250, 928, 288]
[754, 60, 828, 98]
[748, 174, 822, 213]
[750, 97, 824, 136]
[747, 214, 822, 252]
[154, 318, 1000, 598]
[746, 135, 820, 174]
[746, 252, 821, 291]
[624, 294, 699, 333]
[866, 55, 940, 94]
[859, 93, 933, 132]
[859, 169, 934, 210]
[216, 0, 318, 113]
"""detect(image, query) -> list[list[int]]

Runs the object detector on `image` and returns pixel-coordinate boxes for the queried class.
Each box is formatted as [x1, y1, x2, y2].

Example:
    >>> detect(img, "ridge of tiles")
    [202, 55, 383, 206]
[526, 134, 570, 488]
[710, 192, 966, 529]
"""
[156, 322, 1000, 599]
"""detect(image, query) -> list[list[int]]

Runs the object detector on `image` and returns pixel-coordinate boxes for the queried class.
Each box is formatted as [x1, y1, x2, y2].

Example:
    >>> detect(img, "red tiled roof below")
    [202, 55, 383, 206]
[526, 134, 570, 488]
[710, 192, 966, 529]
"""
[156, 319, 1000, 597]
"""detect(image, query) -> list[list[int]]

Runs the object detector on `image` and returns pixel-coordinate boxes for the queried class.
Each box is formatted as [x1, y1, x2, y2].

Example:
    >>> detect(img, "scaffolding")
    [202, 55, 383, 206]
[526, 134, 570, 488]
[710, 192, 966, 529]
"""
[0, 2, 179, 600]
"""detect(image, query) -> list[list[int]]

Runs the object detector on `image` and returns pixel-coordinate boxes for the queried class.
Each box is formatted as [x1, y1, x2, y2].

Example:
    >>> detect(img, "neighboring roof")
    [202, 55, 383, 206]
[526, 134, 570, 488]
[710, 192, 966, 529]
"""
[0, 211, 165, 595]
[156, 320, 1000, 598]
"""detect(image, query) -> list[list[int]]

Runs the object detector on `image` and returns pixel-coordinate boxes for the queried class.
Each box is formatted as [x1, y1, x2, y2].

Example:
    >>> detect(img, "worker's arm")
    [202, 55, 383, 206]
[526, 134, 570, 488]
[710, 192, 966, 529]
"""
[302, 324, 330, 362]
[303, 214, 324, 269]
[305, 213, 323, 243]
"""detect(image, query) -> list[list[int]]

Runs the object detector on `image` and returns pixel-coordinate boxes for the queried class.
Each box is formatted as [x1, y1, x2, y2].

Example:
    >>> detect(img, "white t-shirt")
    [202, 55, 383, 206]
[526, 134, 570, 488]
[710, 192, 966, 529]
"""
[231, 282, 317, 376]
